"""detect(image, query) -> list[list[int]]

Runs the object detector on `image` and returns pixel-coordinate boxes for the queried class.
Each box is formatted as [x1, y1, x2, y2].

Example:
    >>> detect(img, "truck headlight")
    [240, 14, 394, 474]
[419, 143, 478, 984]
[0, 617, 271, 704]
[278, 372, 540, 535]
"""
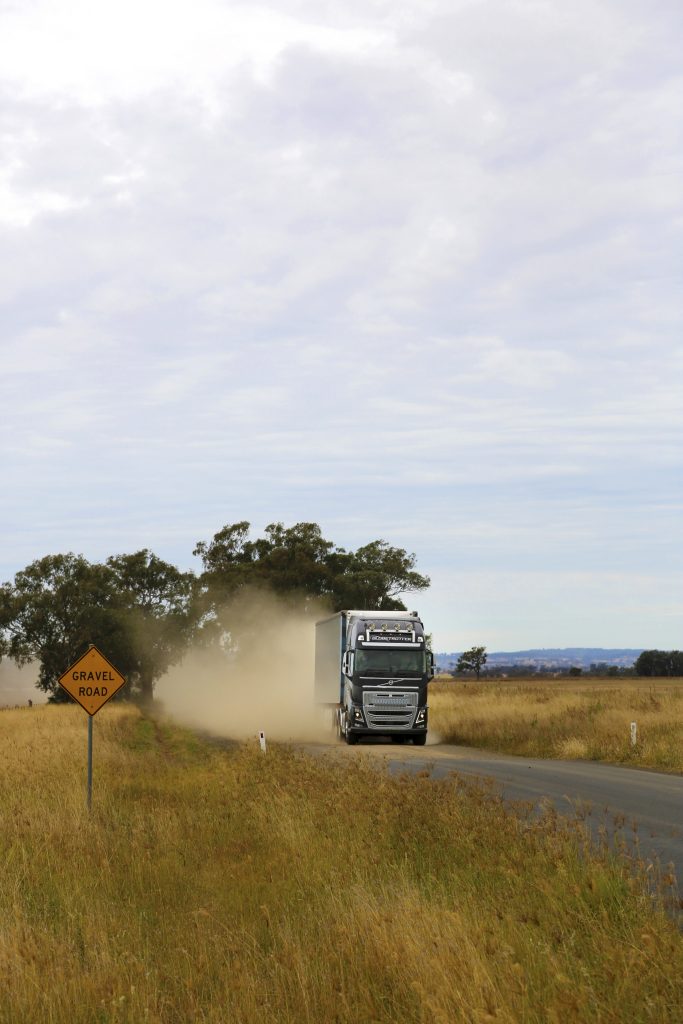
[415, 708, 427, 724]
[353, 707, 364, 723]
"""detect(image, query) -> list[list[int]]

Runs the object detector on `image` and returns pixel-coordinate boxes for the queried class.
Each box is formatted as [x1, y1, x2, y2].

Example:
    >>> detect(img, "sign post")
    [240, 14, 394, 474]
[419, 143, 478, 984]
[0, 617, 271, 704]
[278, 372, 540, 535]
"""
[58, 645, 126, 809]
[87, 717, 93, 809]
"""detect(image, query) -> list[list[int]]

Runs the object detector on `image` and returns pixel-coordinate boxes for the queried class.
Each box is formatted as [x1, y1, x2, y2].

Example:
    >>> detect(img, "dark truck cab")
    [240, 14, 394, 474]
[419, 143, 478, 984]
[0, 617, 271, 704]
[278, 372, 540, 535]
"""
[314, 610, 434, 745]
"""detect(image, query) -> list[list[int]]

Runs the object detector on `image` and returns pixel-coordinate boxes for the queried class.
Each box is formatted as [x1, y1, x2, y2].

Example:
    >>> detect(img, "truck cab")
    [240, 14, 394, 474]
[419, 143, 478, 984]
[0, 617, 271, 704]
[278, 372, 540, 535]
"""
[315, 610, 435, 746]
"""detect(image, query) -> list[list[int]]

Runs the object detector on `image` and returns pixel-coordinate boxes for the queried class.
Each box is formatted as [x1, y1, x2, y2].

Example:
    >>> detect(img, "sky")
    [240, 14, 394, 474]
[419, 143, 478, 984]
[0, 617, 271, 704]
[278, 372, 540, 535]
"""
[0, 0, 681, 652]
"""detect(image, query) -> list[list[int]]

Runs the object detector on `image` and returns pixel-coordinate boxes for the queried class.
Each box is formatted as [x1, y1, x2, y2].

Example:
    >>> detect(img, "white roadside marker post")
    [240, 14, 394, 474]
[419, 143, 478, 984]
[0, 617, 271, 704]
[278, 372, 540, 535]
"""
[258, 731, 267, 753]
[630, 722, 637, 747]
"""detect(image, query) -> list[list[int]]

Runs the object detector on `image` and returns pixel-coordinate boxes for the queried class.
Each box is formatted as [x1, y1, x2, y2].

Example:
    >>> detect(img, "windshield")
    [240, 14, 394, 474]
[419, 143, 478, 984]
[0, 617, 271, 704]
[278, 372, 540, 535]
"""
[355, 649, 426, 677]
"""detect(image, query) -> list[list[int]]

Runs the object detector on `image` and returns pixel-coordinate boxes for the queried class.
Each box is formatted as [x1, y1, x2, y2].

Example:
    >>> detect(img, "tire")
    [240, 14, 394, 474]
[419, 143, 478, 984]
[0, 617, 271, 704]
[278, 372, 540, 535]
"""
[342, 707, 360, 745]
[413, 734, 427, 746]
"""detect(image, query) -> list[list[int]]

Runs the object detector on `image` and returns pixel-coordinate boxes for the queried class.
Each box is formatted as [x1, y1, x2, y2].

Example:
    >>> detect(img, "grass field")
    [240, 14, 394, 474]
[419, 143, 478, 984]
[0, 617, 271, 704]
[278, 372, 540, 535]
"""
[0, 703, 681, 1023]
[430, 677, 683, 773]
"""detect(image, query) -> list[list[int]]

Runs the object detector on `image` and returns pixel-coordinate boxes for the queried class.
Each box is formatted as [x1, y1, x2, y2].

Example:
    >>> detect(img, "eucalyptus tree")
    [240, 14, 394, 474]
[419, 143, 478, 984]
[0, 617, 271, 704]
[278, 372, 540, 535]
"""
[193, 520, 430, 631]
[0, 550, 197, 705]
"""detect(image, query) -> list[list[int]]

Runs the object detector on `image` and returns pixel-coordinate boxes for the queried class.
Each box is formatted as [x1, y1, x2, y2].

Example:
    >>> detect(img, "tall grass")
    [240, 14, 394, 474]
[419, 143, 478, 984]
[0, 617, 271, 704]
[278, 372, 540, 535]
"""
[0, 704, 681, 1022]
[431, 678, 683, 771]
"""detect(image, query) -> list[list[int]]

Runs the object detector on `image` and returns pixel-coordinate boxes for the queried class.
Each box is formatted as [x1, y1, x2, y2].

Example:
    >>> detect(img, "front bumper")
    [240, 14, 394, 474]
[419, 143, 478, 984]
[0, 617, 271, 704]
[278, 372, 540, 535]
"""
[348, 725, 427, 738]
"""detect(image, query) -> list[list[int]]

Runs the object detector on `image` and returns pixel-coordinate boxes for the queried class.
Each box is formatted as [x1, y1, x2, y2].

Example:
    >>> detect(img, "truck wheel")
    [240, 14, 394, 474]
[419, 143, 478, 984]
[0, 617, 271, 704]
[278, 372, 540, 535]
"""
[342, 712, 358, 745]
[413, 734, 427, 746]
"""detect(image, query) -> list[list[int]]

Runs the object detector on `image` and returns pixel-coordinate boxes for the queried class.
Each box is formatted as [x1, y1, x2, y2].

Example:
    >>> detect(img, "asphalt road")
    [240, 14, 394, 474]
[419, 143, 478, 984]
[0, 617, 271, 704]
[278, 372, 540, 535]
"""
[302, 738, 683, 881]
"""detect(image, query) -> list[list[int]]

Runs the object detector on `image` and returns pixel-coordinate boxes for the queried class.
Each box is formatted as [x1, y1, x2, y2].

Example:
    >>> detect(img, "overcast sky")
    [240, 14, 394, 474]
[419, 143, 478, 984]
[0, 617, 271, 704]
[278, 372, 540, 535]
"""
[1, 0, 681, 651]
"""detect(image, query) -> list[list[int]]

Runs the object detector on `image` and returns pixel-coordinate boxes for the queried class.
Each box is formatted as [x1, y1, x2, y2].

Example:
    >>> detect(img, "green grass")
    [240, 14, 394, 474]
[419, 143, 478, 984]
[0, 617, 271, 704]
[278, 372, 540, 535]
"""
[0, 704, 681, 1023]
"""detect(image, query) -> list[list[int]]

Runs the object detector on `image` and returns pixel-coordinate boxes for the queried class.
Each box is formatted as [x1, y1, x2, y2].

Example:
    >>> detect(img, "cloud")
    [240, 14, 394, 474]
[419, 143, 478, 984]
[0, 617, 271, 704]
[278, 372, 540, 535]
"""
[0, 0, 390, 106]
[0, 0, 681, 649]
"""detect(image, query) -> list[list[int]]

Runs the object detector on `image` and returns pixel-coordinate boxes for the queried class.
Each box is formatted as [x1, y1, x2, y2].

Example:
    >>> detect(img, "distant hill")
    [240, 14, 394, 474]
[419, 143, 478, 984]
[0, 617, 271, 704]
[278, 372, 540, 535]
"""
[436, 648, 643, 672]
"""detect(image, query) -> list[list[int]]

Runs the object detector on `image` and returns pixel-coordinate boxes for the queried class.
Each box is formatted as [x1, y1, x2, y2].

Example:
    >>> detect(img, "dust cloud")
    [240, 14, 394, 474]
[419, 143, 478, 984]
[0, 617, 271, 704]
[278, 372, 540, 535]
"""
[155, 589, 334, 743]
[0, 661, 45, 707]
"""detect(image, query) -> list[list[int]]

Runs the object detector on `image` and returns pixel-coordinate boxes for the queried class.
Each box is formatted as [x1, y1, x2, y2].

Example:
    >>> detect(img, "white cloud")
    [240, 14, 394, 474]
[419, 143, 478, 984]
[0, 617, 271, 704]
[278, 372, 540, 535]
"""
[0, 0, 390, 106]
[0, 0, 681, 648]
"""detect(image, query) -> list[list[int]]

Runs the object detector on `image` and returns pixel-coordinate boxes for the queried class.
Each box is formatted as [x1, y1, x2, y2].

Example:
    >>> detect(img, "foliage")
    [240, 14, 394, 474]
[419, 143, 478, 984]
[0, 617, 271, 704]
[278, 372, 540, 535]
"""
[333, 538, 429, 610]
[0, 550, 197, 704]
[0, 554, 123, 700]
[193, 521, 336, 604]
[454, 645, 487, 679]
[635, 649, 683, 677]
[1, 523, 430, 700]
[193, 521, 429, 631]
[105, 550, 198, 704]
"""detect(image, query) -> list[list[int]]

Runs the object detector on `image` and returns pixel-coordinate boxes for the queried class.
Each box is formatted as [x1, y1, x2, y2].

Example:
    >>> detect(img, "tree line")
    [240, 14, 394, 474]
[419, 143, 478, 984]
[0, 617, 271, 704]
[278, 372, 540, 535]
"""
[0, 522, 429, 705]
[634, 650, 683, 677]
[448, 649, 683, 680]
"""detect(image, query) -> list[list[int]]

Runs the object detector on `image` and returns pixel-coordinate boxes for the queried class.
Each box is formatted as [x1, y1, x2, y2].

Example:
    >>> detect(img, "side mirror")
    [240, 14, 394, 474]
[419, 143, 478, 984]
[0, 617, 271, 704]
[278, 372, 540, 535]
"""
[429, 652, 435, 679]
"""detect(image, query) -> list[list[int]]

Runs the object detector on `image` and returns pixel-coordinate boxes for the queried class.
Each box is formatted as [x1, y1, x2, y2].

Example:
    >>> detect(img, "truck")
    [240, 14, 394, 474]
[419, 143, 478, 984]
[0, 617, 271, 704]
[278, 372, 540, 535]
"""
[314, 610, 434, 745]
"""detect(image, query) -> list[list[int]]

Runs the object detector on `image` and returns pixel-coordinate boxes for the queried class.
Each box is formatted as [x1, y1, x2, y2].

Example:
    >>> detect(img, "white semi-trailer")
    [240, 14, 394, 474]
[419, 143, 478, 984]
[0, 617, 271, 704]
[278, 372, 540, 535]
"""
[314, 610, 434, 745]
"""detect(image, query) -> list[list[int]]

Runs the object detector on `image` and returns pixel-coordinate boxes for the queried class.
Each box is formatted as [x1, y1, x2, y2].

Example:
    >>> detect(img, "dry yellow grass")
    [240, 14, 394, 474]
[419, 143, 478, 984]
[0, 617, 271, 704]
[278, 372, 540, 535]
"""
[0, 703, 681, 1023]
[430, 677, 683, 771]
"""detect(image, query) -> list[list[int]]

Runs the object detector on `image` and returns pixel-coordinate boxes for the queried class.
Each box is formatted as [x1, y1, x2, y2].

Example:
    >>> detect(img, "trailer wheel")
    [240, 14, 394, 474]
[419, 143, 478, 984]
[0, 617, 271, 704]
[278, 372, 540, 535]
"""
[413, 734, 427, 746]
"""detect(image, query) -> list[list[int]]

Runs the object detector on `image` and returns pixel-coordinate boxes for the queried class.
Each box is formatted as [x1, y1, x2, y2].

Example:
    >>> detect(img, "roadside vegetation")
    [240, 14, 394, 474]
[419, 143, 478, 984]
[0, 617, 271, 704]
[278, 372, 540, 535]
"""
[431, 677, 683, 772]
[0, 521, 428, 705]
[0, 704, 681, 1023]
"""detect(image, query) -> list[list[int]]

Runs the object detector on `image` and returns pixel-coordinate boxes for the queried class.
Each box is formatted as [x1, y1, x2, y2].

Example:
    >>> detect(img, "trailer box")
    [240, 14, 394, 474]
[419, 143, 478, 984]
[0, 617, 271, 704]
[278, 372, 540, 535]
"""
[314, 612, 345, 704]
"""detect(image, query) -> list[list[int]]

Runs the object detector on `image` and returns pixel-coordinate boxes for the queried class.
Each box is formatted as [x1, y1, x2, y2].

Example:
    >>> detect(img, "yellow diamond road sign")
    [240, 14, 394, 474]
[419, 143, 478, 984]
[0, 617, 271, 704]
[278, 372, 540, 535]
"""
[59, 646, 126, 716]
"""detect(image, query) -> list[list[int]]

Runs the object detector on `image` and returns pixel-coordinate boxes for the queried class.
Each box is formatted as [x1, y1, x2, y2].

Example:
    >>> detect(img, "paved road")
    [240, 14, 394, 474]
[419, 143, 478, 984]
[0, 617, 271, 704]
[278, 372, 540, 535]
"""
[302, 739, 683, 881]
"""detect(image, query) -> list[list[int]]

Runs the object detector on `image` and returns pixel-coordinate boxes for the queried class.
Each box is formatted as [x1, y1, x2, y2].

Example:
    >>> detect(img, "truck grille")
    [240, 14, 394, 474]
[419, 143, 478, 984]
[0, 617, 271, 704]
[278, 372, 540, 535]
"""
[363, 691, 417, 730]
